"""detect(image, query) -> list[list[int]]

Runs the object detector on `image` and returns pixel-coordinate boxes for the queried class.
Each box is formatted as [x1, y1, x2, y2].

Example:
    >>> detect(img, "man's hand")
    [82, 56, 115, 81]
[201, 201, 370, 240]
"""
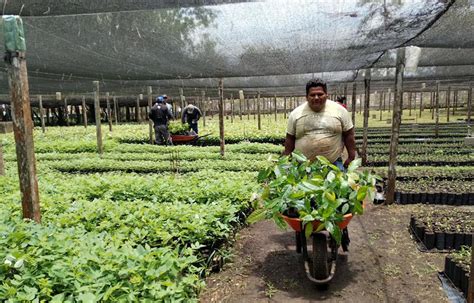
[343, 157, 355, 168]
[342, 128, 356, 168]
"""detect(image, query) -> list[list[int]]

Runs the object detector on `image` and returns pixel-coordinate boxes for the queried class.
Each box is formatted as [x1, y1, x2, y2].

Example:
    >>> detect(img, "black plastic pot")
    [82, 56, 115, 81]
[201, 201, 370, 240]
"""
[453, 264, 463, 287]
[445, 255, 454, 280]
[435, 232, 445, 250]
[420, 193, 427, 204]
[395, 192, 401, 204]
[465, 234, 472, 247]
[454, 194, 462, 206]
[446, 194, 455, 205]
[415, 224, 425, 240]
[440, 192, 448, 204]
[462, 272, 469, 297]
[454, 233, 464, 250]
[423, 231, 435, 250]
[434, 193, 441, 205]
[445, 231, 455, 250]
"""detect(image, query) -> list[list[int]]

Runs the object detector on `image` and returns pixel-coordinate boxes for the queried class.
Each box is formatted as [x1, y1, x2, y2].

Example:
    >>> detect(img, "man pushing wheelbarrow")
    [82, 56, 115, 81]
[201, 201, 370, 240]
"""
[248, 79, 379, 286]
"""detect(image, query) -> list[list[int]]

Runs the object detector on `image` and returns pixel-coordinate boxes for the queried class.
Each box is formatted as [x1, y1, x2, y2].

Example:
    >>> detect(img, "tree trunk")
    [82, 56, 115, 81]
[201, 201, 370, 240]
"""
[361, 70, 371, 166]
[93, 81, 103, 154]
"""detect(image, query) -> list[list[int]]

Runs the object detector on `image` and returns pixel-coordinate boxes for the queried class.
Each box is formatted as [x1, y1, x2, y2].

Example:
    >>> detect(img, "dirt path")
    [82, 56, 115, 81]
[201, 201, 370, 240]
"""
[200, 204, 449, 303]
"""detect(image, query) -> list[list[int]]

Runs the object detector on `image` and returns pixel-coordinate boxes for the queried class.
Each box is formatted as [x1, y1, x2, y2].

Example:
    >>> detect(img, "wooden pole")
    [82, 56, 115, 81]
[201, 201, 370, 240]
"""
[230, 93, 234, 123]
[383, 91, 387, 111]
[468, 85, 472, 135]
[446, 87, 451, 122]
[136, 95, 141, 123]
[82, 96, 87, 128]
[386, 47, 405, 205]
[105, 92, 112, 132]
[388, 90, 391, 113]
[179, 88, 185, 115]
[453, 90, 457, 116]
[147, 86, 153, 144]
[361, 69, 371, 166]
[218, 79, 225, 156]
[247, 97, 250, 120]
[408, 92, 412, 116]
[284, 96, 287, 119]
[431, 92, 435, 119]
[93, 81, 103, 154]
[419, 92, 423, 117]
[113, 97, 119, 124]
[239, 90, 243, 120]
[201, 91, 206, 127]
[38, 95, 45, 133]
[64, 97, 69, 126]
[351, 83, 356, 124]
[435, 82, 440, 137]
[4, 15, 41, 222]
[257, 92, 261, 130]
[379, 92, 383, 121]
[274, 94, 278, 121]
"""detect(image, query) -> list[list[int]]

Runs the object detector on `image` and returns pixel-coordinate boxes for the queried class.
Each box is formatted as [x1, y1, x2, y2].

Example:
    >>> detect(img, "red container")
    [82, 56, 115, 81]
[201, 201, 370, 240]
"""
[170, 134, 198, 143]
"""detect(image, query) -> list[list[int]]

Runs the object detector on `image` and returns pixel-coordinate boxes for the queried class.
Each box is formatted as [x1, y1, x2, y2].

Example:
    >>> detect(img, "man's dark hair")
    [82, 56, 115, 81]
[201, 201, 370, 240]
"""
[306, 78, 327, 95]
[336, 96, 347, 104]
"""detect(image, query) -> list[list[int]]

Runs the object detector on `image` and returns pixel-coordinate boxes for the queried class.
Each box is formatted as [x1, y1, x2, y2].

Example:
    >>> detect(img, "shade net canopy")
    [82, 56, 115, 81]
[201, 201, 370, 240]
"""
[0, 0, 473, 98]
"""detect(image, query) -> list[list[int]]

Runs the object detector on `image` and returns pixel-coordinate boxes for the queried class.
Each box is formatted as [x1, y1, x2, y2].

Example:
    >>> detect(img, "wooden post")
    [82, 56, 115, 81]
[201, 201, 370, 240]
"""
[351, 83, 356, 124]
[230, 93, 234, 123]
[247, 97, 250, 120]
[105, 92, 112, 132]
[93, 81, 103, 154]
[431, 92, 435, 119]
[38, 95, 45, 133]
[386, 47, 405, 205]
[274, 94, 278, 121]
[383, 91, 387, 111]
[257, 92, 261, 130]
[407, 92, 412, 116]
[81, 96, 87, 128]
[284, 96, 287, 119]
[147, 86, 153, 144]
[453, 90, 457, 116]
[435, 82, 440, 137]
[379, 92, 383, 121]
[4, 15, 41, 222]
[136, 95, 141, 123]
[238, 90, 244, 120]
[218, 79, 225, 156]
[361, 69, 371, 166]
[201, 91, 206, 127]
[63, 96, 69, 126]
[388, 90, 391, 113]
[179, 88, 185, 115]
[419, 92, 423, 117]
[446, 86, 451, 122]
[113, 97, 119, 124]
[468, 85, 472, 134]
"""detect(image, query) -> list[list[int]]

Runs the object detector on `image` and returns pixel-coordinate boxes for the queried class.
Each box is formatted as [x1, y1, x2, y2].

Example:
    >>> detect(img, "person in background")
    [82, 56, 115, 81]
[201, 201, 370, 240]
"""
[149, 96, 173, 145]
[181, 102, 202, 134]
[162, 95, 174, 117]
[336, 96, 347, 109]
[284, 78, 356, 251]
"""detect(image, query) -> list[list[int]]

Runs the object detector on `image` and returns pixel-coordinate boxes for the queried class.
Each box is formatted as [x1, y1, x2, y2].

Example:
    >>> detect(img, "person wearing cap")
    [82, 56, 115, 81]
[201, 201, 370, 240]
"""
[149, 96, 173, 145]
[181, 102, 202, 134]
[162, 95, 174, 117]
[335, 96, 348, 109]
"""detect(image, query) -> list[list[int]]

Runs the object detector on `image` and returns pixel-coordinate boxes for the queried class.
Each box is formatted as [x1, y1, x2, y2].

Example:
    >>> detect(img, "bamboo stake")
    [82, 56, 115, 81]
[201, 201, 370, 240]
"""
[218, 79, 225, 156]
[113, 96, 118, 125]
[147, 86, 153, 144]
[93, 81, 103, 154]
[239, 90, 244, 120]
[106, 92, 112, 132]
[257, 92, 261, 130]
[39, 95, 45, 133]
[351, 83, 356, 124]
[361, 69, 371, 166]
[284, 96, 287, 119]
[386, 47, 405, 205]
[435, 82, 440, 137]
[82, 96, 88, 128]
[419, 92, 423, 118]
[446, 87, 451, 122]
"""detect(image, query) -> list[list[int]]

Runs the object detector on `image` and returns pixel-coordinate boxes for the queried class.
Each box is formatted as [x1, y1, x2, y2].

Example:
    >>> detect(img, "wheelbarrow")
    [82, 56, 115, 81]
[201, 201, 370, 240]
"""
[169, 134, 210, 145]
[280, 212, 355, 285]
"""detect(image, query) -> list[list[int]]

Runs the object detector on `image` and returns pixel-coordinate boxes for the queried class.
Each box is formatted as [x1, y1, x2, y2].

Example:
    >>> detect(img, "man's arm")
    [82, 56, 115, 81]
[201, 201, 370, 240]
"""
[283, 133, 296, 155]
[342, 127, 356, 167]
[181, 110, 186, 123]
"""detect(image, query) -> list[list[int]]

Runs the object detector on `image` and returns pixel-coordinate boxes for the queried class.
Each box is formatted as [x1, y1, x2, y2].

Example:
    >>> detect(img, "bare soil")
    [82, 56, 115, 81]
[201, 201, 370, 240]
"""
[200, 204, 451, 303]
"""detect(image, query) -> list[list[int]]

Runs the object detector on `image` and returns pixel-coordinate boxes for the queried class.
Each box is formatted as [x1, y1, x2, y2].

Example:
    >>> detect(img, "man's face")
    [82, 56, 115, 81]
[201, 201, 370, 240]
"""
[306, 86, 327, 112]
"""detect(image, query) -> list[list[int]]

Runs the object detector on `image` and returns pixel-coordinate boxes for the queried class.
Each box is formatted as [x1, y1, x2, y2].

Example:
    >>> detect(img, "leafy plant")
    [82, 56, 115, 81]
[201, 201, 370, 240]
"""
[247, 152, 379, 243]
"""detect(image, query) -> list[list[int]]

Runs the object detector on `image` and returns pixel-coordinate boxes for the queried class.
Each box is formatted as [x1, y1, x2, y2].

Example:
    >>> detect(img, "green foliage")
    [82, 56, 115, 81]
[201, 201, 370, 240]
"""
[248, 152, 379, 244]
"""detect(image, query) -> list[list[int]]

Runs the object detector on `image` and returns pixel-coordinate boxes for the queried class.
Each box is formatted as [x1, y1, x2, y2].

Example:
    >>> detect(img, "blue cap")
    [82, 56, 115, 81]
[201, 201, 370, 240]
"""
[155, 96, 164, 103]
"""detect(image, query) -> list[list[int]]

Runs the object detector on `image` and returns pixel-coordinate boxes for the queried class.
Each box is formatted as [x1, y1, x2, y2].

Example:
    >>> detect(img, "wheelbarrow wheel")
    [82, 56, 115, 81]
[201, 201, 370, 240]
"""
[312, 233, 329, 280]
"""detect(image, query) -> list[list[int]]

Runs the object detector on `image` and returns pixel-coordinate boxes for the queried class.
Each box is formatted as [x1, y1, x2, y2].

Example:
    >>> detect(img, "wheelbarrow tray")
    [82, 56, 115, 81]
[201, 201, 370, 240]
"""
[281, 213, 354, 232]
[170, 134, 198, 143]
